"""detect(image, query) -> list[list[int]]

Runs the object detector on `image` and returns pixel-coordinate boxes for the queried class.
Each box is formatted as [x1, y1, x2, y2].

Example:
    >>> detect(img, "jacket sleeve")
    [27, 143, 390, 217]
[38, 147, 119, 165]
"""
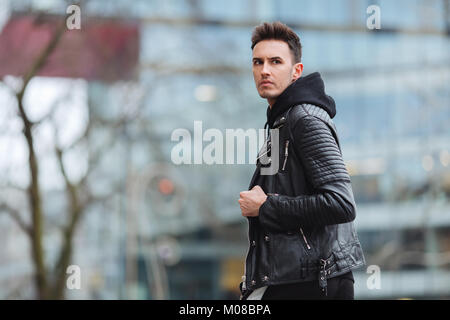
[258, 115, 357, 233]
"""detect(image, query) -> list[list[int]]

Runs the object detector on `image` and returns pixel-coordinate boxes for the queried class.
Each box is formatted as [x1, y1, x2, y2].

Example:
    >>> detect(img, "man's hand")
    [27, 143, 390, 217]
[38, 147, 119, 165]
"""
[238, 185, 267, 217]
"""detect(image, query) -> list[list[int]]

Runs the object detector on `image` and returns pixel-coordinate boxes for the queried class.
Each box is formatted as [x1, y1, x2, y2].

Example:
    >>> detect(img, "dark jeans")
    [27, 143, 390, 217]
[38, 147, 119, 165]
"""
[261, 271, 354, 300]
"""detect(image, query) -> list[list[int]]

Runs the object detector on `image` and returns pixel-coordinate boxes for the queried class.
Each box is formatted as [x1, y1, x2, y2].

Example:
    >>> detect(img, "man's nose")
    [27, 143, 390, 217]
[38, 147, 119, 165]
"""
[261, 62, 270, 76]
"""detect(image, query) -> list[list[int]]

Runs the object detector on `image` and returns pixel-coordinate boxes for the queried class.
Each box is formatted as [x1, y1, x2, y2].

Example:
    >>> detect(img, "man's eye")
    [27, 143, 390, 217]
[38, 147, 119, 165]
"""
[253, 60, 261, 65]
[272, 60, 281, 64]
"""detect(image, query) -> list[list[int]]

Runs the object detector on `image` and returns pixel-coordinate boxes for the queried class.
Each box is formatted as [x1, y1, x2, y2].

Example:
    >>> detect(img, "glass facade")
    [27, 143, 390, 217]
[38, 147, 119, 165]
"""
[0, 0, 449, 299]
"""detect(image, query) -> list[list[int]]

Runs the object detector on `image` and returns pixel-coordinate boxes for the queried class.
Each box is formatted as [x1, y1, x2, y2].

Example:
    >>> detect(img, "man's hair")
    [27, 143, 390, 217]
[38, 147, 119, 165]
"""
[251, 21, 302, 63]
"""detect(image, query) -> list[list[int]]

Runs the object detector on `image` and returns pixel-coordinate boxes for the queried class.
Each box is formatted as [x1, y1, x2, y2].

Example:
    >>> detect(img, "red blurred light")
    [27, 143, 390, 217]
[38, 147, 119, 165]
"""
[158, 178, 174, 195]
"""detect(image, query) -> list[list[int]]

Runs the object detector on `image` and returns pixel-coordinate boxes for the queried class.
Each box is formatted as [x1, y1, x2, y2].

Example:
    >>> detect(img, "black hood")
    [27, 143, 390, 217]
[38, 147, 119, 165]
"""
[266, 72, 336, 128]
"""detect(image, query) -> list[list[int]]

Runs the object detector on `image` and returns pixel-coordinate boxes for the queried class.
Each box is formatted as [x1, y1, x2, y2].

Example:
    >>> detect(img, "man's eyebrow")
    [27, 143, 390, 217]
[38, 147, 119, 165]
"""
[252, 56, 284, 60]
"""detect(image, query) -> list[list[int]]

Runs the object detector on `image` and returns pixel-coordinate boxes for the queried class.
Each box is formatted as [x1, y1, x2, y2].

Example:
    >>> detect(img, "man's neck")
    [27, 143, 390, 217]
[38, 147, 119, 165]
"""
[267, 98, 276, 108]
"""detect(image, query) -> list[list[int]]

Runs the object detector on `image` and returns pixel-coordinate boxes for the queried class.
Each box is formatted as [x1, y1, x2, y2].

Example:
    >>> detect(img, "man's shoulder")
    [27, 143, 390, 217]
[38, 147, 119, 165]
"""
[287, 104, 342, 155]
[288, 104, 331, 133]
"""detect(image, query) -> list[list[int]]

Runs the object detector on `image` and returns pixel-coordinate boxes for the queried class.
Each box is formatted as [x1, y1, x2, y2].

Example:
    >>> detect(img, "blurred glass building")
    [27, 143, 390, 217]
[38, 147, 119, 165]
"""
[0, 0, 449, 299]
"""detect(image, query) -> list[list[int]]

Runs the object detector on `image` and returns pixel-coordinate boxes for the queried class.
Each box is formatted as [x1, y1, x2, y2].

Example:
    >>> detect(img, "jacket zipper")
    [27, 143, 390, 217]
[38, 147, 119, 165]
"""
[300, 227, 311, 250]
[281, 140, 289, 171]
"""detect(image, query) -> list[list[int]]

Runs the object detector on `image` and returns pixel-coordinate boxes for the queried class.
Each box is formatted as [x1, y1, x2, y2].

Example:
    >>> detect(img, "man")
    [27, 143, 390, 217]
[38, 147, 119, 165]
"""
[238, 22, 365, 300]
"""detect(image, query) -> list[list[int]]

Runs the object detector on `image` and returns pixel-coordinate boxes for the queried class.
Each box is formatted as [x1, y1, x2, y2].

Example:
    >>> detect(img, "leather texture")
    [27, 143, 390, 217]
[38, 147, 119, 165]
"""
[240, 103, 365, 299]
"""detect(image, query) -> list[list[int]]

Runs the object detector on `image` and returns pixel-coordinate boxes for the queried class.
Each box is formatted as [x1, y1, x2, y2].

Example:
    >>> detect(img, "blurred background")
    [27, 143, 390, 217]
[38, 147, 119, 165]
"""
[0, 0, 449, 300]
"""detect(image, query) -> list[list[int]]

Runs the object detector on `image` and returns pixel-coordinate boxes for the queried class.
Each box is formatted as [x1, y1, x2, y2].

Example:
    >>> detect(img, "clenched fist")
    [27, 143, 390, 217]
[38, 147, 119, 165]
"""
[238, 185, 267, 217]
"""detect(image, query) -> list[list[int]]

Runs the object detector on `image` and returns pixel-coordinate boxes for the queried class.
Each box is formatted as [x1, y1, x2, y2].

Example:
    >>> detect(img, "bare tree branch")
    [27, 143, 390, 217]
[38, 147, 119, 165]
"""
[32, 89, 72, 127]
[0, 203, 32, 236]
[49, 86, 143, 298]
[51, 138, 83, 298]
[14, 17, 67, 300]
[77, 110, 142, 190]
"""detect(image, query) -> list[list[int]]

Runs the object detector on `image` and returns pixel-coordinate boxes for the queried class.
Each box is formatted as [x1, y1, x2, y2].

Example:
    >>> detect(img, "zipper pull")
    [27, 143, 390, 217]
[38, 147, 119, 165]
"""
[300, 228, 311, 250]
[281, 140, 289, 171]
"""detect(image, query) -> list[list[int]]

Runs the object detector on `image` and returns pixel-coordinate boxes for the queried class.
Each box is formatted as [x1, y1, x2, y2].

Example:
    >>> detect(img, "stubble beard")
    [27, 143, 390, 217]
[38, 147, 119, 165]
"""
[258, 88, 279, 100]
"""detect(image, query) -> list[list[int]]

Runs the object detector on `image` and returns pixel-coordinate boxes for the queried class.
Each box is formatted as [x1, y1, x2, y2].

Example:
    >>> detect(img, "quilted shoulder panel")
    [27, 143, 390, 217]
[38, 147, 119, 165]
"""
[291, 105, 351, 188]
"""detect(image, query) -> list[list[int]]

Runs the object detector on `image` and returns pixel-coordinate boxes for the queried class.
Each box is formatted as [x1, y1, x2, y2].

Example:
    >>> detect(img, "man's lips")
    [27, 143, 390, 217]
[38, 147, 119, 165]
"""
[260, 81, 273, 86]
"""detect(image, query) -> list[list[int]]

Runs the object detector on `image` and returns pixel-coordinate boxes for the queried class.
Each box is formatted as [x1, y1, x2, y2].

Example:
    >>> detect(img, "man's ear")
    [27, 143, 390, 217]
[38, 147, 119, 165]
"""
[292, 62, 303, 82]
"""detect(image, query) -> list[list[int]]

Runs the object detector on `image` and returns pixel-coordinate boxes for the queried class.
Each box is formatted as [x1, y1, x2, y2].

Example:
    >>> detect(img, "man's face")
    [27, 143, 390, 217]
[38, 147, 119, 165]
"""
[252, 40, 303, 107]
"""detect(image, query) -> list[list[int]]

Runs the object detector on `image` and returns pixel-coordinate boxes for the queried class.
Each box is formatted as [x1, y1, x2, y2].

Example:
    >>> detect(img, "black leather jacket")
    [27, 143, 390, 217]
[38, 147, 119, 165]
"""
[240, 74, 365, 299]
